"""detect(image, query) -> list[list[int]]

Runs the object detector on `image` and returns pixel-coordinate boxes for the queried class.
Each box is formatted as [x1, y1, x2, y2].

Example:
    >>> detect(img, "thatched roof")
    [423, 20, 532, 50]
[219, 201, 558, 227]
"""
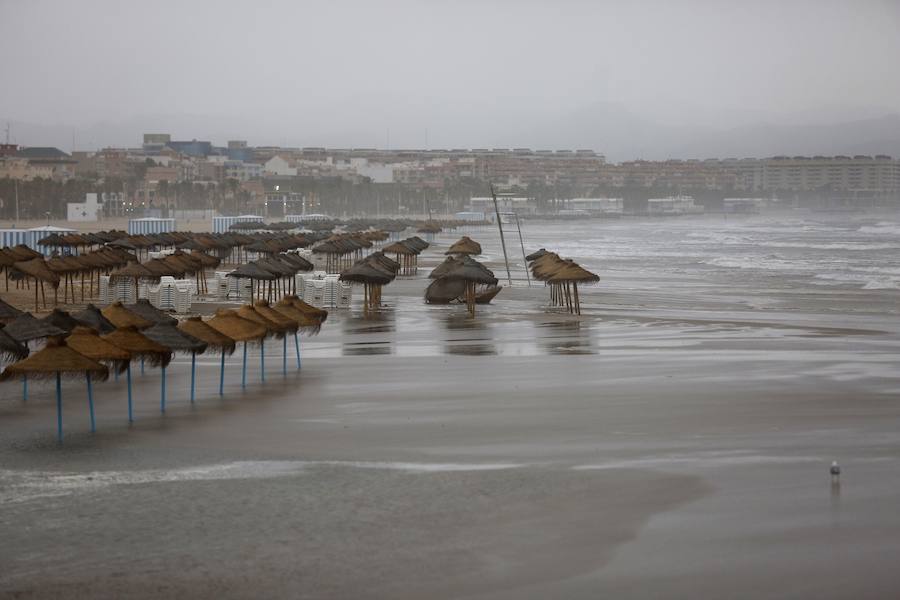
[0, 297, 23, 323]
[13, 258, 60, 286]
[102, 326, 172, 368]
[277, 253, 314, 271]
[3, 313, 68, 342]
[525, 248, 549, 262]
[109, 261, 155, 281]
[547, 263, 600, 283]
[207, 309, 268, 343]
[430, 256, 497, 285]
[42, 309, 81, 333]
[236, 305, 289, 338]
[143, 323, 208, 354]
[339, 261, 393, 285]
[72, 304, 117, 334]
[227, 262, 277, 280]
[0, 325, 29, 361]
[382, 241, 418, 255]
[0, 337, 108, 382]
[102, 302, 154, 330]
[189, 251, 220, 268]
[253, 300, 299, 333]
[445, 236, 482, 256]
[65, 326, 130, 373]
[123, 299, 177, 326]
[178, 317, 236, 355]
[424, 278, 467, 304]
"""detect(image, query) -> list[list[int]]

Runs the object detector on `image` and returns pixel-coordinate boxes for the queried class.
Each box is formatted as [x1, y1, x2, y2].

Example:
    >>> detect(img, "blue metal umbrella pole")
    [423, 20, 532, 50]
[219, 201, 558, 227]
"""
[283, 336, 287, 376]
[55, 372, 63, 442]
[219, 352, 225, 396]
[190, 351, 196, 403]
[241, 341, 247, 389]
[160, 366, 167, 413]
[127, 363, 134, 422]
[22, 374, 28, 401]
[260, 339, 265, 382]
[295, 332, 301, 370]
[86, 372, 96, 433]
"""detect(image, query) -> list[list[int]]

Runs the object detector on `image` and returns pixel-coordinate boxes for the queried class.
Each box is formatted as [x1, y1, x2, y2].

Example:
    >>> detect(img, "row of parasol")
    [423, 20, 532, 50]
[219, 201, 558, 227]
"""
[525, 249, 599, 315]
[0, 296, 326, 441]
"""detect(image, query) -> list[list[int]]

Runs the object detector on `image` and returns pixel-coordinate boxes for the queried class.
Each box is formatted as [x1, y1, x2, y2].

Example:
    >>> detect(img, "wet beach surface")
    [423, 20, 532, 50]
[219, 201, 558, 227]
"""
[3, 213, 900, 598]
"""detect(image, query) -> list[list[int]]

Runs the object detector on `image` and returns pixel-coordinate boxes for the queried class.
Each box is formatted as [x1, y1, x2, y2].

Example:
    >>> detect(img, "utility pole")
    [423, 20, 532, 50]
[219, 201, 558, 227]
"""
[490, 185, 512, 286]
[514, 212, 530, 287]
[14, 178, 19, 224]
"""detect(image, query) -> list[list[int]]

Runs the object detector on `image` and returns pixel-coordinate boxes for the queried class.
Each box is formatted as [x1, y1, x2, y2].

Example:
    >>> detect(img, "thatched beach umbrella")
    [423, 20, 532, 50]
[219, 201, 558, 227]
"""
[12, 258, 60, 311]
[0, 324, 29, 362]
[124, 299, 177, 326]
[253, 300, 300, 376]
[0, 296, 23, 323]
[429, 256, 497, 316]
[546, 263, 599, 315]
[235, 304, 290, 382]
[72, 304, 116, 334]
[0, 337, 108, 441]
[273, 296, 328, 369]
[102, 301, 153, 330]
[109, 261, 155, 299]
[446, 236, 482, 256]
[103, 326, 173, 422]
[65, 326, 131, 431]
[42, 308, 81, 334]
[340, 260, 394, 315]
[143, 323, 207, 411]
[178, 316, 236, 397]
[228, 262, 277, 302]
[207, 309, 267, 389]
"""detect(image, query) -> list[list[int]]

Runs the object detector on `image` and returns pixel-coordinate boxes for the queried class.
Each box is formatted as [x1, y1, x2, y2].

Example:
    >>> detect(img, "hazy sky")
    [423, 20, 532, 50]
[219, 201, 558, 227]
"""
[2, 0, 899, 153]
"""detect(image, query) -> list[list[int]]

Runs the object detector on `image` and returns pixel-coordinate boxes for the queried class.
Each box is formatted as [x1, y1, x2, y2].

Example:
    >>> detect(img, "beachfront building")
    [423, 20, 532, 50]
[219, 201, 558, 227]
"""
[563, 198, 624, 215]
[67, 193, 103, 222]
[469, 196, 537, 217]
[647, 196, 704, 215]
[128, 217, 176, 235]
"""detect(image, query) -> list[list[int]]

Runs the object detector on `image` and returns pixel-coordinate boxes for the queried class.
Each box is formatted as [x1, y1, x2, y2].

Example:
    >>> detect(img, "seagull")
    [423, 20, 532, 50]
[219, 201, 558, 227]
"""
[830, 460, 841, 481]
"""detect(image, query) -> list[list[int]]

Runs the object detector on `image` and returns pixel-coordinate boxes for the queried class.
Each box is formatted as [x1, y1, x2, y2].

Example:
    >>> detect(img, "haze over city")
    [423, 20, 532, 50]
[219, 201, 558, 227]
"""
[3, 0, 900, 159]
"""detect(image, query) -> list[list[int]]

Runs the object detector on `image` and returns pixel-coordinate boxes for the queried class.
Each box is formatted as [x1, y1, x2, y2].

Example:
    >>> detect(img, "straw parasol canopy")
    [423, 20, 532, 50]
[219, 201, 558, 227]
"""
[178, 317, 236, 355]
[42, 308, 81, 334]
[65, 326, 131, 374]
[103, 326, 172, 368]
[0, 325, 29, 361]
[274, 296, 328, 333]
[236, 304, 290, 338]
[102, 301, 154, 330]
[0, 297, 23, 323]
[207, 309, 267, 343]
[252, 300, 299, 334]
[73, 304, 117, 334]
[3, 313, 68, 343]
[143, 323, 208, 355]
[124, 299, 178, 326]
[0, 336, 108, 382]
[445, 236, 482, 256]
[525, 248, 549, 262]
[547, 263, 600, 284]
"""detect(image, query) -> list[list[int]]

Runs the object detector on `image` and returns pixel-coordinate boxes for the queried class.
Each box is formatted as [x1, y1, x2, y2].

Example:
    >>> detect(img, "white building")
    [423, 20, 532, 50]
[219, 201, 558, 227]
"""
[469, 196, 537, 215]
[264, 156, 298, 177]
[647, 195, 704, 215]
[67, 193, 103, 222]
[565, 198, 624, 214]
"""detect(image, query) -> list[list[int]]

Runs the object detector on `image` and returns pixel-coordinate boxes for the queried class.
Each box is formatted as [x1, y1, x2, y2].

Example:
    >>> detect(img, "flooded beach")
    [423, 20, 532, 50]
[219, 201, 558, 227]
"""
[3, 214, 900, 598]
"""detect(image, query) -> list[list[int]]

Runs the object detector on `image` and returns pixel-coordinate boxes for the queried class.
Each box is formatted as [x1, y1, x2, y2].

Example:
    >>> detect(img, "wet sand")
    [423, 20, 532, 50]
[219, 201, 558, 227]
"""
[3, 217, 900, 597]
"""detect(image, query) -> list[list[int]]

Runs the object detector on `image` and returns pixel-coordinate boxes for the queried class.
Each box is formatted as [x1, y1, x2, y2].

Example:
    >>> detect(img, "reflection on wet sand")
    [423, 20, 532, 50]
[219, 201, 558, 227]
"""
[342, 307, 395, 355]
[536, 320, 596, 355]
[441, 312, 497, 356]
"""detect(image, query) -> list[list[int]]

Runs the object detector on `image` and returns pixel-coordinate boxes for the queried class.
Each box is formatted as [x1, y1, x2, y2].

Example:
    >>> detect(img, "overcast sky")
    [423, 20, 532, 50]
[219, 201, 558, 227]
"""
[2, 0, 899, 154]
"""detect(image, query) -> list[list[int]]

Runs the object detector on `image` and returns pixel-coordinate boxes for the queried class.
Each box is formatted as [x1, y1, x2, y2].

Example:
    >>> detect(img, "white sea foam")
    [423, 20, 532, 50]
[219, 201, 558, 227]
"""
[0, 461, 525, 504]
[858, 223, 900, 235]
[572, 451, 822, 471]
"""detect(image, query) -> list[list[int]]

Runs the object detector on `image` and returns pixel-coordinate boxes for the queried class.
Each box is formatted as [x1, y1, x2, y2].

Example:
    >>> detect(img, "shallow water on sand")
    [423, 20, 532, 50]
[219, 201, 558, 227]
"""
[2, 212, 900, 598]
